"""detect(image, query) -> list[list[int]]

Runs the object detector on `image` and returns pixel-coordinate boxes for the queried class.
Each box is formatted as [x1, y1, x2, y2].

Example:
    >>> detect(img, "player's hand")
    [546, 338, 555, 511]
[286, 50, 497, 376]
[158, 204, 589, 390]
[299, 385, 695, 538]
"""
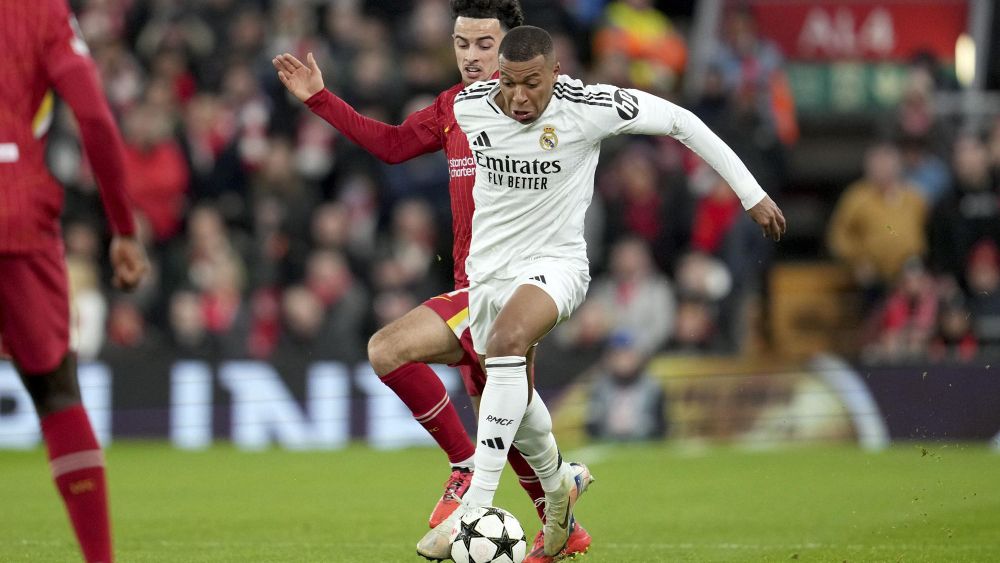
[747, 195, 787, 242]
[109, 236, 149, 292]
[272, 52, 324, 102]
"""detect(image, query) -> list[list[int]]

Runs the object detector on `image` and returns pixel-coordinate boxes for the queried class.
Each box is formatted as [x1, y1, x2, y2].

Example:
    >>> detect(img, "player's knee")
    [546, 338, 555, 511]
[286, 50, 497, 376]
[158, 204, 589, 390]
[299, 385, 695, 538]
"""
[19, 356, 81, 418]
[486, 327, 532, 358]
[367, 329, 402, 376]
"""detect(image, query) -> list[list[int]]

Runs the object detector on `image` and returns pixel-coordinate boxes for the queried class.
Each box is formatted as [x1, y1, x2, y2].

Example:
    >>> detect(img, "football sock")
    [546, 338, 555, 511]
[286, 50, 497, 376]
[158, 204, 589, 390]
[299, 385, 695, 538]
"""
[40, 405, 112, 563]
[513, 393, 565, 494]
[452, 455, 474, 471]
[379, 363, 475, 465]
[508, 446, 546, 521]
[464, 356, 529, 507]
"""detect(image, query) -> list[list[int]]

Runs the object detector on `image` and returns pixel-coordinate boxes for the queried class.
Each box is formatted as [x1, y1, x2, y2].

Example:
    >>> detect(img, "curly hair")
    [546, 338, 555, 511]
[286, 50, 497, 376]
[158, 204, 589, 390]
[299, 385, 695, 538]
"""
[450, 0, 524, 31]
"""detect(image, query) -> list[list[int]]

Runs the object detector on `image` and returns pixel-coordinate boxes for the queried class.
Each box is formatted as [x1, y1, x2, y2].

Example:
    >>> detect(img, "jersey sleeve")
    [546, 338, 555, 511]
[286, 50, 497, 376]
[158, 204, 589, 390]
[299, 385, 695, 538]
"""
[45, 0, 136, 237]
[583, 86, 767, 211]
[42, 0, 94, 82]
[305, 89, 443, 164]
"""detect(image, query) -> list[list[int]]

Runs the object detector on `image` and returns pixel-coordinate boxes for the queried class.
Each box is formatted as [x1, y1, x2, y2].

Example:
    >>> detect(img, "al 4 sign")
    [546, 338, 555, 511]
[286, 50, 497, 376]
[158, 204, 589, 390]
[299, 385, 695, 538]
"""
[749, 1, 968, 62]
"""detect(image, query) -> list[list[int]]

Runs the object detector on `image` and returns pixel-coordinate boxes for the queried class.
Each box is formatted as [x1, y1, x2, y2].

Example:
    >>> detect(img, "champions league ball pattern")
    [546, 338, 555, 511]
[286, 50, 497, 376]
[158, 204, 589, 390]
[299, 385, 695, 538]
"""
[449, 506, 527, 563]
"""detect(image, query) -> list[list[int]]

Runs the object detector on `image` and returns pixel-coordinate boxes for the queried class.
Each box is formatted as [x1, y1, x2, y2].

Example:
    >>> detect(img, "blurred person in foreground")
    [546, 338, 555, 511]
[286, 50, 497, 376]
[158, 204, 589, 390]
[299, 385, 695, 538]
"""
[0, 1, 149, 561]
[586, 332, 667, 441]
[272, 1, 594, 557]
[827, 142, 928, 305]
[418, 25, 784, 560]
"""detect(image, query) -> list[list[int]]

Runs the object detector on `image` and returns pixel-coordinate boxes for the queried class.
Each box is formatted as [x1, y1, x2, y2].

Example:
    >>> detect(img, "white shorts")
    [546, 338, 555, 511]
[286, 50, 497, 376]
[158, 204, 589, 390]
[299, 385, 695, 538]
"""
[469, 261, 590, 356]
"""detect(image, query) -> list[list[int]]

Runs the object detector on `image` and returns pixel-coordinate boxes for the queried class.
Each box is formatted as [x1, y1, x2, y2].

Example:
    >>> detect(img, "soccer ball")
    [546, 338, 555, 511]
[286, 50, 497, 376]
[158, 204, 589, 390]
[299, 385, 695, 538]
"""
[449, 506, 527, 563]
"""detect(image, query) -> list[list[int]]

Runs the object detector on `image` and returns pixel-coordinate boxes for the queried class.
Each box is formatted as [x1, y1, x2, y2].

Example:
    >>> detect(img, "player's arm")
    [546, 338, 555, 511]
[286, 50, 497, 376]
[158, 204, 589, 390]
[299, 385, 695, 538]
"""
[44, 0, 148, 290]
[590, 87, 786, 241]
[273, 53, 441, 164]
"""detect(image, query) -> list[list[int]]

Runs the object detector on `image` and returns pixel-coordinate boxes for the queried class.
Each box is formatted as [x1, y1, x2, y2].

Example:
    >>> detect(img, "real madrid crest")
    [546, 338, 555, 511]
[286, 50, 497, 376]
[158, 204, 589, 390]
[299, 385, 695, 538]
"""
[539, 125, 558, 151]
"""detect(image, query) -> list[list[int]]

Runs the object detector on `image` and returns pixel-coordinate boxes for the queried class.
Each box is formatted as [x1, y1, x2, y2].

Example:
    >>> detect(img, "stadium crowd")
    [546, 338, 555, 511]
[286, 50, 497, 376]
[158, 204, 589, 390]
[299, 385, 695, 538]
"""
[49, 0, 1000, 371]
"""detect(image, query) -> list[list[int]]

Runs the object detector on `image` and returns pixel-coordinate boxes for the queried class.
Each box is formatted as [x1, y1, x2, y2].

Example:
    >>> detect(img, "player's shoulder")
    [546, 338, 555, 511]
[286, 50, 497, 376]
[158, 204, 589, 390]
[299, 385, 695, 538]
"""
[436, 81, 467, 105]
[455, 79, 497, 104]
[552, 75, 617, 110]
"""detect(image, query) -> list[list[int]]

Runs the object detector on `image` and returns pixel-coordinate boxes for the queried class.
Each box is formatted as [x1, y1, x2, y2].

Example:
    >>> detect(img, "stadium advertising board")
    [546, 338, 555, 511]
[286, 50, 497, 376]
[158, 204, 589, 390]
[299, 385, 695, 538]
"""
[747, 0, 968, 62]
[0, 360, 470, 451]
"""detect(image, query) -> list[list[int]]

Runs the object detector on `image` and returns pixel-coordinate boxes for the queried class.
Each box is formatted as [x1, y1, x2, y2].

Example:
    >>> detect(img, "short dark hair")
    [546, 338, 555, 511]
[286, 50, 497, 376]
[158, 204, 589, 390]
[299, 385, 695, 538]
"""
[498, 25, 553, 63]
[450, 0, 524, 31]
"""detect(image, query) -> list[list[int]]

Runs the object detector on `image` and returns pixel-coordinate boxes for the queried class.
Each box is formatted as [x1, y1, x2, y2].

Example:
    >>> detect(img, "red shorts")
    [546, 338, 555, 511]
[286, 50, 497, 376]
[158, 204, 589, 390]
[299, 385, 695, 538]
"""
[422, 288, 486, 396]
[0, 246, 70, 374]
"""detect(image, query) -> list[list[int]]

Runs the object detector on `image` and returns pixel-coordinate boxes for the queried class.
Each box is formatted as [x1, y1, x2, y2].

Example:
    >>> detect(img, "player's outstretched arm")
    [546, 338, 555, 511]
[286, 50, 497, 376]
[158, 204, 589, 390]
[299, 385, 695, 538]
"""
[273, 52, 324, 102]
[272, 52, 442, 164]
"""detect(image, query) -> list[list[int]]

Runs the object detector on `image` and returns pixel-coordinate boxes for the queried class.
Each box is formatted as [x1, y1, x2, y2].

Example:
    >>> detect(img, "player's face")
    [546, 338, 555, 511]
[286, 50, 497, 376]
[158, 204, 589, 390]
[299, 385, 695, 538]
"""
[497, 55, 559, 125]
[453, 17, 504, 85]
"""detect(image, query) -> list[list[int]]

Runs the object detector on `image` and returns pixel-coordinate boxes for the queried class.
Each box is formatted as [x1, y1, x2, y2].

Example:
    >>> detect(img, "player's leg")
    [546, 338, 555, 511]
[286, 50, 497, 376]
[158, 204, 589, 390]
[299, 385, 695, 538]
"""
[0, 251, 112, 563]
[471, 358, 593, 563]
[471, 391, 546, 522]
[368, 301, 475, 469]
[462, 283, 559, 508]
[368, 295, 480, 530]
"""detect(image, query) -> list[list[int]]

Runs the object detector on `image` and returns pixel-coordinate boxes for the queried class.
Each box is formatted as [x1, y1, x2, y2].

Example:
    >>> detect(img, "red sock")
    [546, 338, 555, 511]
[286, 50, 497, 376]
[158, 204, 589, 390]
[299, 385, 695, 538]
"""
[508, 447, 546, 522]
[380, 363, 475, 465]
[40, 405, 112, 563]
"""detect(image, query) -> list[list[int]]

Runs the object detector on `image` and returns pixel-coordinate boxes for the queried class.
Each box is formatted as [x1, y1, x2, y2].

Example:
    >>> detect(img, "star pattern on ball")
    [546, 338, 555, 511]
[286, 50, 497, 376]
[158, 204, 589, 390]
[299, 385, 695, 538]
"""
[458, 517, 485, 551]
[482, 507, 507, 523]
[489, 526, 522, 560]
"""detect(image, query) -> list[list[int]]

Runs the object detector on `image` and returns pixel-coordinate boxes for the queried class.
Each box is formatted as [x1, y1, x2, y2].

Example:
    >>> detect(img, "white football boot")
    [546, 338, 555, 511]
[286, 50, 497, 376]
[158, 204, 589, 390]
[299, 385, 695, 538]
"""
[417, 497, 469, 560]
[542, 462, 595, 556]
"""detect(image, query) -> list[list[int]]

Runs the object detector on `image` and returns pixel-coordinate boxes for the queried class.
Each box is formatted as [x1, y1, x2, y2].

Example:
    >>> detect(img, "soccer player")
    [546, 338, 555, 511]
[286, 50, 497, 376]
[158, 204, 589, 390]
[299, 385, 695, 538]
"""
[418, 25, 786, 560]
[0, 1, 149, 562]
[272, 2, 591, 558]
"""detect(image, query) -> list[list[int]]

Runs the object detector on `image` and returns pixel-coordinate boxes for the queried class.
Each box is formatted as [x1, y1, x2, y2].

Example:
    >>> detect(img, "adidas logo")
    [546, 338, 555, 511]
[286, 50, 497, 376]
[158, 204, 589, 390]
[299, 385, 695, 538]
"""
[481, 437, 505, 449]
[471, 131, 492, 148]
[529, 275, 547, 284]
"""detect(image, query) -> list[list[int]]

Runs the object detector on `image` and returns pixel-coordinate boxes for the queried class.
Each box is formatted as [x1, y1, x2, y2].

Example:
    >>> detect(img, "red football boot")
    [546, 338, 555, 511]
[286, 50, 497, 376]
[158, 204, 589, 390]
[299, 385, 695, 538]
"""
[428, 467, 473, 528]
[524, 520, 592, 562]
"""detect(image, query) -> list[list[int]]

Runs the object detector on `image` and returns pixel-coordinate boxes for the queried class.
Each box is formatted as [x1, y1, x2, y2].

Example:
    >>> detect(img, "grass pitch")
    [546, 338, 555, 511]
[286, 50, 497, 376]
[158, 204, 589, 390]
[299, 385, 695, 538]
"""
[0, 442, 997, 562]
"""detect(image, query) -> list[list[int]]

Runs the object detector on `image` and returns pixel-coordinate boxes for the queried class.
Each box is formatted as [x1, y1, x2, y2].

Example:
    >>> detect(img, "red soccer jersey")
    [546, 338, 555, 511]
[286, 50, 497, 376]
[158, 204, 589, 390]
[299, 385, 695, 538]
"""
[306, 83, 476, 289]
[0, 0, 134, 253]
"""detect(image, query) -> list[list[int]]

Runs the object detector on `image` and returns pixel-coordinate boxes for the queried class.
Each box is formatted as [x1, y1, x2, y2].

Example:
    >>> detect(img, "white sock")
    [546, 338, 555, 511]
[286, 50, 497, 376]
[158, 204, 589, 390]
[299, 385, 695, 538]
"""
[513, 393, 565, 493]
[451, 456, 474, 471]
[463, 356, 529, 507]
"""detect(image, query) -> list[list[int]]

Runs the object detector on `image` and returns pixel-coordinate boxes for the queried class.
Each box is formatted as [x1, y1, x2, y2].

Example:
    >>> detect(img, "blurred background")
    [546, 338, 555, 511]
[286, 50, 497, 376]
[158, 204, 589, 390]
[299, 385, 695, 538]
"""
[2, 0, 1000, 452]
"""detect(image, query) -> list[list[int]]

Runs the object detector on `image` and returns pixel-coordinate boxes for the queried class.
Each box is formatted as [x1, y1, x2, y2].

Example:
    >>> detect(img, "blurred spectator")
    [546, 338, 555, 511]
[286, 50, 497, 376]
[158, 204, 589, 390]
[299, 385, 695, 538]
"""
[593, 0, 687, 92]
[168, 290, 213, 359]
[102, 299, 165, 362]
[303, 250, 369, 361]
[373, 199, 446, 295]
[990, 117, 1000, 178]
[827, 142, 929, 299]
[68, 256, 107, 362]
[710, 7, 798, 147]
[864, 258, 938, 363]
[580, 237, 676, 356]
[929, 294, 978, 363]
[600, 142, 692, 275]
[373, 289, 421, 331]
[967, 241, 1000, 356]
[928, 133, 1000, 281]
[585, 332, 667, 441]
[900, 133, 950, 206]
[272, 285, 329, 361]
[672, 252, 733, 353]
[122, 102, 190, 243]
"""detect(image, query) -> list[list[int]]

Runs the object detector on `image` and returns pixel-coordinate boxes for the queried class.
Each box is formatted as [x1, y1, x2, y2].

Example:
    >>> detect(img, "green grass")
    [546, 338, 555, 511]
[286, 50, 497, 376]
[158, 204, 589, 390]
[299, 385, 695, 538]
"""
[0, 442, 997, 562]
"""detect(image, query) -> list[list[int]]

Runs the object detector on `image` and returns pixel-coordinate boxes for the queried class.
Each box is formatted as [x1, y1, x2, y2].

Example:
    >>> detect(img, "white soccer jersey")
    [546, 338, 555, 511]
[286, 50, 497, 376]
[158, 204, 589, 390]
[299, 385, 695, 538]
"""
[454, 74, 768, 282]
